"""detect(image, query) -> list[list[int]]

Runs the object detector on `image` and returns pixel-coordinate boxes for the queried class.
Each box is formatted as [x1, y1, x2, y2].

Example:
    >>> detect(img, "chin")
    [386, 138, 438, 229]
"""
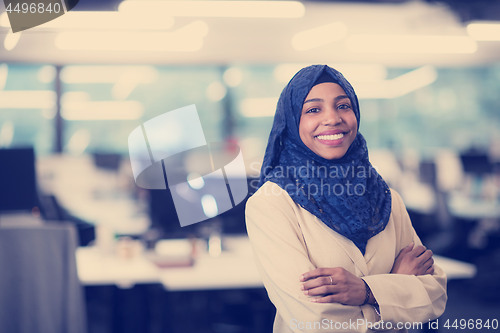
[318, 149, 348, 160]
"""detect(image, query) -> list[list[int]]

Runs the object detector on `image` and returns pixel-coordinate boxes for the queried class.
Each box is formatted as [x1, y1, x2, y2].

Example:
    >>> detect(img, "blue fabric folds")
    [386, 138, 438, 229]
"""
[259, 65, 391, 254]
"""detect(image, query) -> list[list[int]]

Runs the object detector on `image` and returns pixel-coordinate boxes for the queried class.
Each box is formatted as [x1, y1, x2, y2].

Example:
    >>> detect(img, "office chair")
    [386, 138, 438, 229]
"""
[0, 223, 87, 333]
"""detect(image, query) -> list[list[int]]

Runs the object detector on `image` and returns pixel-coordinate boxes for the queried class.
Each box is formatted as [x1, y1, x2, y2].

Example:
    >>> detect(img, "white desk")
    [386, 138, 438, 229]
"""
[448, 192, 500, 220]
[76, 236, 477, 290]
[37, 155, 150, 235]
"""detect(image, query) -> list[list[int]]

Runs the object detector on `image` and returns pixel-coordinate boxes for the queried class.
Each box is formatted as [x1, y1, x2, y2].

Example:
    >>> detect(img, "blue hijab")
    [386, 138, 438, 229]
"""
[259, 65, 391, 254]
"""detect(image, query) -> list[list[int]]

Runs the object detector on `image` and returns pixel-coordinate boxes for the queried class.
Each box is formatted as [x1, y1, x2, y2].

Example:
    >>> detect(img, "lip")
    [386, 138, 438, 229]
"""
[317, 129, 345, 136]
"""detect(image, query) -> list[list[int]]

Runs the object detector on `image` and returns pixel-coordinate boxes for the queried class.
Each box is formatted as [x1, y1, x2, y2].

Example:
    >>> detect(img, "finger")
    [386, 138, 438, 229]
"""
[417, 249, 433, 263]
[304, 285, 333, 296]
[422, 257, 434, 269]
[311, 294, 340, 303]
[405, 242, 415, 251]
[301, 267, 337, 282]
[425, 265, 434, 275]
[418, 258, 434, 275]
[302, 276, 334, 291]
[399, 242, 414, 255]
[411, 245, 426, 257]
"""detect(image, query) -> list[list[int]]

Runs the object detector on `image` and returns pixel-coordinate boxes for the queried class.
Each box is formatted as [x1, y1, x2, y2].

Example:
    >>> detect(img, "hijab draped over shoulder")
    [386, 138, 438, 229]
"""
[259, 65, 391, 254]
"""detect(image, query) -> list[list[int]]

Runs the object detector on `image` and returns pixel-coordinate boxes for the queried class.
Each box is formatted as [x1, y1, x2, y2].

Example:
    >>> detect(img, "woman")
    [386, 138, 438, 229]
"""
[245, 65, 447, 333]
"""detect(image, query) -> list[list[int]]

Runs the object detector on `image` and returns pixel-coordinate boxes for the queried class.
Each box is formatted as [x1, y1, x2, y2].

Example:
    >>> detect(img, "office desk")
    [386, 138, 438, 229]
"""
[77, 236, 476, 289]
[76, 247, 159, 288]
[448, 192, 500, 220]
[37, 155, 150, 236]
[159, 236, 262, 291]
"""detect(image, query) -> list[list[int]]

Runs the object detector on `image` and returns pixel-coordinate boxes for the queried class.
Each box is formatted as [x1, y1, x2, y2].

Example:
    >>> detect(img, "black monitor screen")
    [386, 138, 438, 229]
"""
[148, 177, 258, 239]
[148, 188, 199, 239]
[460, 152, 492, 175]
[0, 147, 38, 212]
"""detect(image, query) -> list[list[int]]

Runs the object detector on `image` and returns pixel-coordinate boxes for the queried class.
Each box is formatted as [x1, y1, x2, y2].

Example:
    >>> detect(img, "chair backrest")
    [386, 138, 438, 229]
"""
[0, 223, 87, 333]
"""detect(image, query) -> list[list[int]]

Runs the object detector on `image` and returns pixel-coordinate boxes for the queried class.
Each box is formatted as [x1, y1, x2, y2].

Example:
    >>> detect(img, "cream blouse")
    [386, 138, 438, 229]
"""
[245, 181, 447, 333]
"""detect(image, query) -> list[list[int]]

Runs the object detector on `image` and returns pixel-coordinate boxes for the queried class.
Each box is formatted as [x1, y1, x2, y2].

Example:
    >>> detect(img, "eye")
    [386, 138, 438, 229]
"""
[337, 103, 351, 110]
[305, 107, 320, 114]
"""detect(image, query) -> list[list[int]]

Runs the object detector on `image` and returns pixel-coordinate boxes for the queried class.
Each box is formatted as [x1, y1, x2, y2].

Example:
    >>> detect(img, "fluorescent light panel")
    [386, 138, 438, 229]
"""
[0, 64, 8, 90]
[347, 35, 477, 54]
[0, 11, 174, 30]
[467, 21, 500, 41]
[4, 32, 21, 51]
[240, 97, 278, 118]
[273, 63, 387, 84]
[119, 0, 305, 18]
[55, 21, 208, 51]
[0, 90, 55, 108]
[62, 101, 144, 120]
[292, 22, 347, 51]
[61, 66, 158, 84]
[355, 66, 437, 99]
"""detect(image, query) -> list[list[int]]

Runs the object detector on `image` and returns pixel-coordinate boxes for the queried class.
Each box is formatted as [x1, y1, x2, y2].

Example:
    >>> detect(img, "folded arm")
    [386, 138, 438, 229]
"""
[246, 184, 380, 333]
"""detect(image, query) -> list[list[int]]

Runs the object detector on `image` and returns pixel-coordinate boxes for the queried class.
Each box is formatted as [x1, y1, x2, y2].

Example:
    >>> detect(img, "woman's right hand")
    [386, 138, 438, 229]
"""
[391, 242, 434, 276]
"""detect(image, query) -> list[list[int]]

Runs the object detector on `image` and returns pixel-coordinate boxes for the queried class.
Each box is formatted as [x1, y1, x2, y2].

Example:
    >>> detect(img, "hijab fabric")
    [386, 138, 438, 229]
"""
[259, 65, 391, 254]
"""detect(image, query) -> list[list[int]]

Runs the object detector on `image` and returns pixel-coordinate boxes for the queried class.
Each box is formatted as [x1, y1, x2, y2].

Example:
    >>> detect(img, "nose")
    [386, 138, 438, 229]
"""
[321, 107, 342, 126]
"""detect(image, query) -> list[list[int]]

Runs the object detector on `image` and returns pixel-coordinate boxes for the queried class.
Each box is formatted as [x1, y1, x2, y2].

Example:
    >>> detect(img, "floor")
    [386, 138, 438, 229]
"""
[85, 276, 500, 333]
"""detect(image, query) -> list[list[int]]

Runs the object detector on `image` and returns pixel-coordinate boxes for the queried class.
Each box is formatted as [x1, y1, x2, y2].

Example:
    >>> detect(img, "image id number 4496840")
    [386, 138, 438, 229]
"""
[443, 318, 498, 330]
[6, 2, 62, 14]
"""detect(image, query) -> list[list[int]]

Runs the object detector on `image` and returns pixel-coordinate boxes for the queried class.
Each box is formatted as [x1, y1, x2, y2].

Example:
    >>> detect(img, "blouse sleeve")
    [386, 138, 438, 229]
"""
[361, 190, 447, 325]
[246, 182, 379, 333]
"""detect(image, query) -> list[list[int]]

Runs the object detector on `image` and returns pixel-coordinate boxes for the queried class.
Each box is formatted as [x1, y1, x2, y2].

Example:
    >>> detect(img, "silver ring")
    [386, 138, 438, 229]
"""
[329, 276, 333, 285]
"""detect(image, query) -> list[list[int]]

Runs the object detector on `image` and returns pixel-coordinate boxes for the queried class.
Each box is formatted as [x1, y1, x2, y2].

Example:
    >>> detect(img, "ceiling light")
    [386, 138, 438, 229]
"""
[292, 22, 347, 51]
[467, 21, 500, 41]
[55, 21, 208, 52]
[0, 11, 174, 30]
[206, 81, 227, 102]
[355, 66, 437, 99]
[37, 65, 57, 83]
[273, 63, 387, 84]
[62, 101, 144, 120]
[223, 67, 243, 87]
[61, 66, 158, 84]
[119, 1, 305, 18]
[347, 35, 477, 54]
[0, 90, 55, 108]
[0, 64, 8, 90]
[4, 32, 21, 51]
[240, 97, 278, 118]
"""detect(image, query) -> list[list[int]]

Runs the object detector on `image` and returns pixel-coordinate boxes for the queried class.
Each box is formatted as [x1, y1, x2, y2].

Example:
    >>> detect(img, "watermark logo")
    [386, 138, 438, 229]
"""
[3, 0, 79, 33]
[128, 104, 248, 227]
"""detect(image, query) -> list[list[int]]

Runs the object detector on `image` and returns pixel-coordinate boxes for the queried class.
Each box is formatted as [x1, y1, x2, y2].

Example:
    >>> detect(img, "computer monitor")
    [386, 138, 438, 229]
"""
[147, 177, 258, 239]
[460, 151, 492, 175]
[91, 152, 122, 171]
[148, 188, 199, 239]
[0, 147, 39, 213]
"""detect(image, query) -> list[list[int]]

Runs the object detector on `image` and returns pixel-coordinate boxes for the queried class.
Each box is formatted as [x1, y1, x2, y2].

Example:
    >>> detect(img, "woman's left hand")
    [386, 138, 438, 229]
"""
[300, 267, 366, 305]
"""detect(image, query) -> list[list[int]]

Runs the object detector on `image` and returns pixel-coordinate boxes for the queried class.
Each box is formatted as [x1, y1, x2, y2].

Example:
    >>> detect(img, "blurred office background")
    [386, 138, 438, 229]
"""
[1, 0, 500, 332]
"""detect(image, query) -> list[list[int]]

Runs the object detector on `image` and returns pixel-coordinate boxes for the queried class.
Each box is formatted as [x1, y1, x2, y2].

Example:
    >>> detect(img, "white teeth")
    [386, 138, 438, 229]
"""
[316, 133, 344, 140]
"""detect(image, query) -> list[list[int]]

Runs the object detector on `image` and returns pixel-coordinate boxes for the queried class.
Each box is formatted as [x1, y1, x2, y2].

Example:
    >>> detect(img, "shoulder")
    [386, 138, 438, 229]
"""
[246, 181, 293, 207]
[391, 188, 408, 219]
[245, 181, 300, 224]
[389, 188, 406, 212]
[388, 188, 413, 231]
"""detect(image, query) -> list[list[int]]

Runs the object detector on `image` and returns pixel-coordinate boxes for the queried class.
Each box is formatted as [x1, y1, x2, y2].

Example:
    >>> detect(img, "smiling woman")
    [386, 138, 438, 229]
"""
[245, 64, 447, 333]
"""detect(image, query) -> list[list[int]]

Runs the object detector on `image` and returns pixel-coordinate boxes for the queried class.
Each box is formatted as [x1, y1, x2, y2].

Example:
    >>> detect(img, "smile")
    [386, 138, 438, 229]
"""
[315, 133, 345, 140]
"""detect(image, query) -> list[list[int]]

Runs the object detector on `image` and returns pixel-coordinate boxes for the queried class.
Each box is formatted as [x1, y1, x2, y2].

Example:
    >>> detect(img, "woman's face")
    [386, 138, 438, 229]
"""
[299, 82, 358, 160]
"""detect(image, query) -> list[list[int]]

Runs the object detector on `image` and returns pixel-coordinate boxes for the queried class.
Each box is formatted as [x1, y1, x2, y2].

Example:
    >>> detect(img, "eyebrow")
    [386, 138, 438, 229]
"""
[303, 95, 350, 104]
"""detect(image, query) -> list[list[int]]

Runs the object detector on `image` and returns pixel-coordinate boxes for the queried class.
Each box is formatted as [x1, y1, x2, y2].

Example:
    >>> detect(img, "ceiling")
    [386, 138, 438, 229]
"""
[0, 0, 499, 66]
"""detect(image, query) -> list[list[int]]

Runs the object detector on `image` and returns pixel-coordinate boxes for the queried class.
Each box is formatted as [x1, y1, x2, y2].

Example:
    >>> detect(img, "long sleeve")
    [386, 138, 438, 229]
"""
[246, 182, 379, 333]
[362, 190, 447, 325]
